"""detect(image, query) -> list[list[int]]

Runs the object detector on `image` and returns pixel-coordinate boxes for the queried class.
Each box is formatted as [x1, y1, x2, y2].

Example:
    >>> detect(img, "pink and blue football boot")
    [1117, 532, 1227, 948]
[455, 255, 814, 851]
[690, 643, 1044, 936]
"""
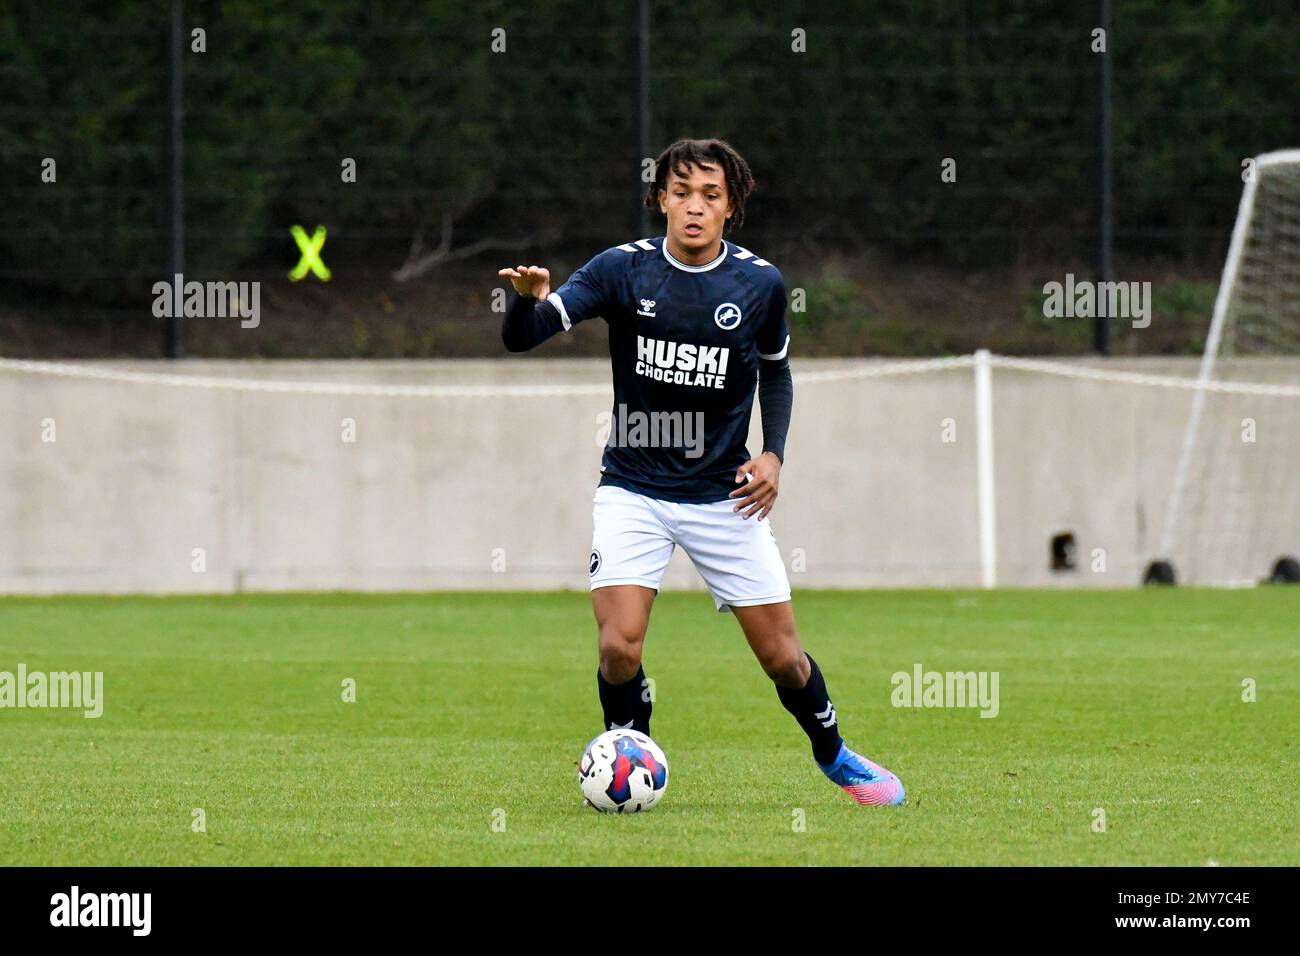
[817, 743, 905, 806]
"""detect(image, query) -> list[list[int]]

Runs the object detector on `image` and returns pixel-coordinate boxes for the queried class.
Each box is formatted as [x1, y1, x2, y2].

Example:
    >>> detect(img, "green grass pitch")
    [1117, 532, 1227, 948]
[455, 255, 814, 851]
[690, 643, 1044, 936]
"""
[1, 589, 1296, 866]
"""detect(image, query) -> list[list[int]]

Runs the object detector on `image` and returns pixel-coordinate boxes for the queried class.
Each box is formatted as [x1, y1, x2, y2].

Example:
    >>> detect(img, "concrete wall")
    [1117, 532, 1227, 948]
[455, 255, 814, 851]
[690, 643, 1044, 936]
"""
[2, 357, 1296, 594]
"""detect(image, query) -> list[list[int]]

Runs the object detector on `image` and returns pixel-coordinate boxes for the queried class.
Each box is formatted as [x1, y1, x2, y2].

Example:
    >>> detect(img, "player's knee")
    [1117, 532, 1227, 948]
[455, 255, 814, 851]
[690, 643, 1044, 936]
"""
[760, 644, 807, 686]
[598, 623, 644, 681]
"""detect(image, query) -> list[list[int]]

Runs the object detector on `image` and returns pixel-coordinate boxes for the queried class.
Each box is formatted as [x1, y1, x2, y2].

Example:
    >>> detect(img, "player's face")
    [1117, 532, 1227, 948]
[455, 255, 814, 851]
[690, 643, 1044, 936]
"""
[658, 163, 732, 262]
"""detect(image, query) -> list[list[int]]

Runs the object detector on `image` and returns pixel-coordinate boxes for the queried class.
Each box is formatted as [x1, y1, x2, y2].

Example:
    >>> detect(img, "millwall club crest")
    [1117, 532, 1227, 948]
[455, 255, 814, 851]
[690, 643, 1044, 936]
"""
[714, 302, 742, 330]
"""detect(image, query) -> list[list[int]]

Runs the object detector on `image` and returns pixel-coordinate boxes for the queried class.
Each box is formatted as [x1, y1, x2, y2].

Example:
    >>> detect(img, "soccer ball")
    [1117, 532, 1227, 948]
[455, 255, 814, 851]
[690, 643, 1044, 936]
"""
[578, 729, 669, 813]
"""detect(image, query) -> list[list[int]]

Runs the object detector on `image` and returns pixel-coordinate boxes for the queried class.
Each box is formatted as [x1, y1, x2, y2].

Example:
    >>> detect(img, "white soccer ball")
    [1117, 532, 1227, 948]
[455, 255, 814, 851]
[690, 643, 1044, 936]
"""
[578, 729, 669, 813]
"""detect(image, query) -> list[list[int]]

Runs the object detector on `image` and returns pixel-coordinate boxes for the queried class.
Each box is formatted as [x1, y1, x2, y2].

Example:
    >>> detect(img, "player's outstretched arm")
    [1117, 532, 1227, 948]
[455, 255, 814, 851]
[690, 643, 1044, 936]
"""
[497, 265, 562, 352]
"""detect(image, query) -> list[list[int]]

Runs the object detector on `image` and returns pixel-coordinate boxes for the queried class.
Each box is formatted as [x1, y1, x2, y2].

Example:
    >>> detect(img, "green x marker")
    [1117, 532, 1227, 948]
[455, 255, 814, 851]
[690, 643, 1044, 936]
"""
[289, 225, 331, 281]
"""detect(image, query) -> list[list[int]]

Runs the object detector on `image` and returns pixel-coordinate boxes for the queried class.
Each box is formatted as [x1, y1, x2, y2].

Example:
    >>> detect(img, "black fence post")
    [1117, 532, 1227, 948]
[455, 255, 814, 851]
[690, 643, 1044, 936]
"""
[165, 0, 185, 358]
[636, 0, 651, 238]
[1095, 0, 1113, 356]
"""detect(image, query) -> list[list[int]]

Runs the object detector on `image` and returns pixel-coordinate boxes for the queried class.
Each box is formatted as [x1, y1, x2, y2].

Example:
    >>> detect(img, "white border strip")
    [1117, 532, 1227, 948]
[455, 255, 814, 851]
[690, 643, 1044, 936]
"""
[546, 292, 572, 331]
[662, 239, 727, 273]
[989, 355, 1300, 397]
[758, 335, 790, 361]
[0, 357, 610, 398]
[1, 352, 1298, 398]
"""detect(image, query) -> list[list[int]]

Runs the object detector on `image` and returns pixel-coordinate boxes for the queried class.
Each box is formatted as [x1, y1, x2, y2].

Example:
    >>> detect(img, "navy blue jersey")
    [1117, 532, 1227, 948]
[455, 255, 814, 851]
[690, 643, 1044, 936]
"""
[545, 237, 790, 503]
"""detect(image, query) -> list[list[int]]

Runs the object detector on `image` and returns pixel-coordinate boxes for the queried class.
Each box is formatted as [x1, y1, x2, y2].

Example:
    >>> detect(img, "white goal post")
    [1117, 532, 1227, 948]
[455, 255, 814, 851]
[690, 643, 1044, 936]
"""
[1154, 149, 1300, 585]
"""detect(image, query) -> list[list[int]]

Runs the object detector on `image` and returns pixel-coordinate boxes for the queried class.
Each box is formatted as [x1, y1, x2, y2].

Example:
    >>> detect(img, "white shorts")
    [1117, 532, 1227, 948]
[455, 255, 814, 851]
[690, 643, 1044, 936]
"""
[588, 484, 792, 612]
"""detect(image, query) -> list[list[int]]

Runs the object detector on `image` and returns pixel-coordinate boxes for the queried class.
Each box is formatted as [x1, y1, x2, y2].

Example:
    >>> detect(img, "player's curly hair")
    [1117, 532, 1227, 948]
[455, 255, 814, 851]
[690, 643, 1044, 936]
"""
[644, 138, 756, 232]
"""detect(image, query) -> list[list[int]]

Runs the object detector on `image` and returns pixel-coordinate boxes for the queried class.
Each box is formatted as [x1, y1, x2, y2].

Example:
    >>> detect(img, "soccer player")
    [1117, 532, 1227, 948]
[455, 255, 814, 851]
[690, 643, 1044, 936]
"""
[497, 138, 904, 806]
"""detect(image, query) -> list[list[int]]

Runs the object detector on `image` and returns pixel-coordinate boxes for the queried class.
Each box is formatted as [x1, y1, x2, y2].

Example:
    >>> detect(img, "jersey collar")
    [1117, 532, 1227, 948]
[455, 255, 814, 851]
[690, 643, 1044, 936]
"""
[661, 237, 728, 273]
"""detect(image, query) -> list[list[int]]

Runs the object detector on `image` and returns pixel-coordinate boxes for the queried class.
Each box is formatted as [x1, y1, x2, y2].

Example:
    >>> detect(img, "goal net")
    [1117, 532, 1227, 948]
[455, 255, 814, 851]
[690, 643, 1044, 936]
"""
[1156, 150, 1300, 585]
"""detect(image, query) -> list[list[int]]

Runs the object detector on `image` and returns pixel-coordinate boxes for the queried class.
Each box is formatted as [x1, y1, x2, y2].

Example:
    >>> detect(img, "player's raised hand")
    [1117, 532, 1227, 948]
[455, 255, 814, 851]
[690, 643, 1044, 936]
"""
[498, 264, 551, 300]
[729, 451, 782, 520]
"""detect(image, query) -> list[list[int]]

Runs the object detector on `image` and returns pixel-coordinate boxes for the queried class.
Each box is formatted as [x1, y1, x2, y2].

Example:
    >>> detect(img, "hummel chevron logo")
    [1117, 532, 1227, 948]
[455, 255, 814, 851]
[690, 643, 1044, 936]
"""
[636, 298, 656, 318]
[815, 701, 837, 728]
[609, 719, 634, 730]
